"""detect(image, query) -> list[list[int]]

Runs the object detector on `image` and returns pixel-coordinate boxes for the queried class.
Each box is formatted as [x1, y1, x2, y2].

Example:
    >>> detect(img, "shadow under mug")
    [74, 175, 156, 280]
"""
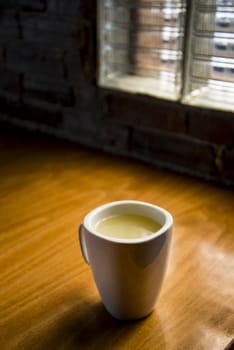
[78, 200, 173, 320]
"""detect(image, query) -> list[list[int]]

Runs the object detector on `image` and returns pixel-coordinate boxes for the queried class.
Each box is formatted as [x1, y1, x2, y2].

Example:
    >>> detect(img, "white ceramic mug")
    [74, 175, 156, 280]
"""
[78, 200, 173, 320]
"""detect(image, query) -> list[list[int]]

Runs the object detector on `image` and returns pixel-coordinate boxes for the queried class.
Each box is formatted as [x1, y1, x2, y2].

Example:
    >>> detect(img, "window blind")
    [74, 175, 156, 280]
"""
[98, 0, 234, 111]
[98, 0, 185, 100]
[183, 0, 234, 111]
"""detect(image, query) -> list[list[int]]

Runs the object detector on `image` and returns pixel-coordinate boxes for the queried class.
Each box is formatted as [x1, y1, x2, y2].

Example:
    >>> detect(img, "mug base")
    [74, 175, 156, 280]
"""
[105, 306, 155, 321]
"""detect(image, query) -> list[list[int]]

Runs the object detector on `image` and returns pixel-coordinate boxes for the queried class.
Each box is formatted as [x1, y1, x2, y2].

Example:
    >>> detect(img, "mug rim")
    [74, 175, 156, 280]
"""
[83, 200, 173, 244]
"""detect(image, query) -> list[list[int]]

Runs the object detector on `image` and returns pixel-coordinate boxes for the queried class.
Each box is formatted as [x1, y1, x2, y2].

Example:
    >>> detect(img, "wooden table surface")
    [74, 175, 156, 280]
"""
[1, 126, 234, 350]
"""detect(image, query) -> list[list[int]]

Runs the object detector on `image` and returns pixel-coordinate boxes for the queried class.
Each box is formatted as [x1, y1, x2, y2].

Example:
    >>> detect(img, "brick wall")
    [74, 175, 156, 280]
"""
[0, 0, 233, 185]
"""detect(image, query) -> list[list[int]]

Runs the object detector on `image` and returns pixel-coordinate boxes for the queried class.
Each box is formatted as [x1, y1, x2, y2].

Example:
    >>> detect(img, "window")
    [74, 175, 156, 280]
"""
[98, 0, 234, 112]
[183, 0, 234, 111]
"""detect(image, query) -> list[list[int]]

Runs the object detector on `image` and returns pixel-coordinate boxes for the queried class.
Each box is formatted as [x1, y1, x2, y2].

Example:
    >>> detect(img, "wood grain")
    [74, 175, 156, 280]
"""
[0, 127, 234, 350]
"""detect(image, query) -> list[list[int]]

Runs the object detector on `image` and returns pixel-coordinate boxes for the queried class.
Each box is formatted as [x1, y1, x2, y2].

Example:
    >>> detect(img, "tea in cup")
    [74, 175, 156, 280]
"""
[79, 200, 173, 320]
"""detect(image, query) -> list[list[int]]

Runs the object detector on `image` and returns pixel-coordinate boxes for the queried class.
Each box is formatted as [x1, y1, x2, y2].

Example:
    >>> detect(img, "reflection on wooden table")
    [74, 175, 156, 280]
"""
[1, 127, 233, 350]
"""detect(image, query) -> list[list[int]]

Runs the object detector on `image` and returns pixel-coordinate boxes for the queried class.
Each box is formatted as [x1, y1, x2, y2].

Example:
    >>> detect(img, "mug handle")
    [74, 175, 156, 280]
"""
[78, 224, 90, 265]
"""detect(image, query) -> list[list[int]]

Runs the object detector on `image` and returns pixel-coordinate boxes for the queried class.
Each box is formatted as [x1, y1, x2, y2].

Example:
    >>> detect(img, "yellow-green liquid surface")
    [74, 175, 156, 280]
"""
[96, 214, 162, 239]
